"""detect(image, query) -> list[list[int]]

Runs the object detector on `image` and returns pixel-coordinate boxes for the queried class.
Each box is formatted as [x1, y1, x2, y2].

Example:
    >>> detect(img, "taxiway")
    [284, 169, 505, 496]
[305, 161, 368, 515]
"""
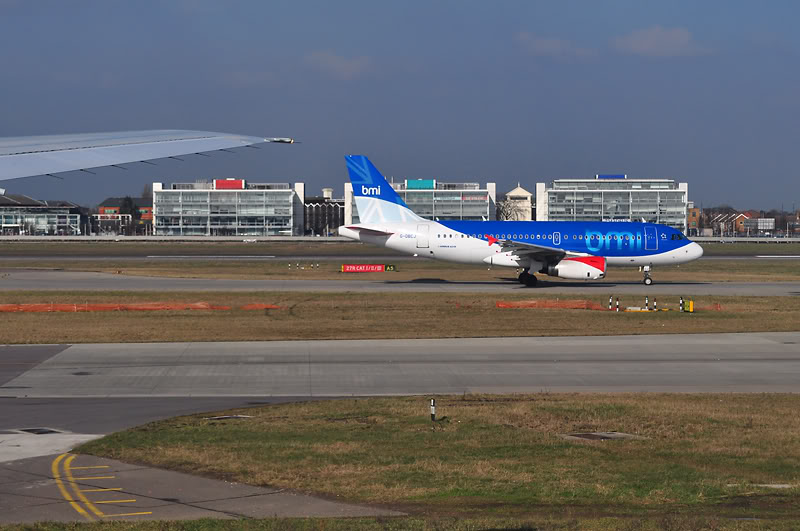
[2, 269, 799, 295]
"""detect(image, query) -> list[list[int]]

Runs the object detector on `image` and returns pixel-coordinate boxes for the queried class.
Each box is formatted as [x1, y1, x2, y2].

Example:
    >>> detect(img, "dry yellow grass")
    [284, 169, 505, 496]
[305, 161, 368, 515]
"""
[0, 291, 798, 344]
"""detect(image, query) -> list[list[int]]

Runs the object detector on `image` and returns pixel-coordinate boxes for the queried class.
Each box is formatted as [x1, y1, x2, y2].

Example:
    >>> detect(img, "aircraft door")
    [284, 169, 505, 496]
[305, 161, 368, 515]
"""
[644, 226, 658, 250]
[416, 224, 429, 248]
[553, 231, 561, 246]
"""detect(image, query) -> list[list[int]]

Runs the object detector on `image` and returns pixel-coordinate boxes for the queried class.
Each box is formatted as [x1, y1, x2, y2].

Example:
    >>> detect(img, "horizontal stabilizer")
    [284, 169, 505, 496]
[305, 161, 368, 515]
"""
[345, 226, 394, 236]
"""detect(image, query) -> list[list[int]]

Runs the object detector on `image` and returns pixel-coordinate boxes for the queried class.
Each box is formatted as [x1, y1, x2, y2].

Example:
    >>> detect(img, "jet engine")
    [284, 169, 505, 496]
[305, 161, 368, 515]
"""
[545, 256, 606, 280]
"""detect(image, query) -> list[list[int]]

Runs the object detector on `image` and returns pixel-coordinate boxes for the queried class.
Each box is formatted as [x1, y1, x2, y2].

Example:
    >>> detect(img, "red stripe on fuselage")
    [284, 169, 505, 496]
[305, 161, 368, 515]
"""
[563, 256, 606, 272]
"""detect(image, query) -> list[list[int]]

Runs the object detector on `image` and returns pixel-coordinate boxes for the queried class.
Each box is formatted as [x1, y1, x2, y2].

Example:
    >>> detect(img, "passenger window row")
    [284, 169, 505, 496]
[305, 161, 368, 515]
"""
[435, 233, 643, 241]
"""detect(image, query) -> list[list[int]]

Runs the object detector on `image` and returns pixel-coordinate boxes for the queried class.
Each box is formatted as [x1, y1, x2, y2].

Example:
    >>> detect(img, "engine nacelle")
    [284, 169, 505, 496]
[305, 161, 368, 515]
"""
[546, 256, 606, 280]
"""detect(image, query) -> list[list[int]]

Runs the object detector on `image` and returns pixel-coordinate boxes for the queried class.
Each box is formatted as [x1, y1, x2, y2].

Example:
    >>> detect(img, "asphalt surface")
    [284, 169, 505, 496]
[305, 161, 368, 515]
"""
[1, 454, 400, 524]
[2, 333, 800, 523]
[2, 269, 799, 295]
[0, 344, 68, 387]
[3, 334, 800, 400]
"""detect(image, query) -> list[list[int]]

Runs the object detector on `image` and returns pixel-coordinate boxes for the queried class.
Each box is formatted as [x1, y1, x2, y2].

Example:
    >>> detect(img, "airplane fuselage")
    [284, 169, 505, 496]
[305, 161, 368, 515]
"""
[340, 220, 703, 270]
[340, 154, 703, 285]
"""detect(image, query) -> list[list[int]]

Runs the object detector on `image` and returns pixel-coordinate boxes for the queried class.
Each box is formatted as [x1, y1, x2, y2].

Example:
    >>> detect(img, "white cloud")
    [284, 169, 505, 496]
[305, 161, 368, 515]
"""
[305, 50, 371, 80]
[613, 26, 710, 57]
[515, 32, 596, 58]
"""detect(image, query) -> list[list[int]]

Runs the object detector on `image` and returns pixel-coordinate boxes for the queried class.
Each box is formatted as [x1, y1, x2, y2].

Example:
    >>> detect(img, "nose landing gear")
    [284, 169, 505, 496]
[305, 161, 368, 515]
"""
[518, 268, 538, 287]
[641, 265, 653, 285]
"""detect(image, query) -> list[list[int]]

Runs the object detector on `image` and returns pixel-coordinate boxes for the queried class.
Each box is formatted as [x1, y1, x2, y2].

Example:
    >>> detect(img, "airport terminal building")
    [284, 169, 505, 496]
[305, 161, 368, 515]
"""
[0, 192, 85, 235]
[152, 178, 305, 236]
[535, 175, 689, 232]
[345, 179, 496, 225]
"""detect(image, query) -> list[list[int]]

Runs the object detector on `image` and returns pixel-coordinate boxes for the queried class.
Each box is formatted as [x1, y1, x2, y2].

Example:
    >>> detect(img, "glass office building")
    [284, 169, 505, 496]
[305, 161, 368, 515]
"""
[345, 179, 496, 224]
[153, 179, 305, 236]
[535, 175, 689, 231]
[0, 193, 84, 235]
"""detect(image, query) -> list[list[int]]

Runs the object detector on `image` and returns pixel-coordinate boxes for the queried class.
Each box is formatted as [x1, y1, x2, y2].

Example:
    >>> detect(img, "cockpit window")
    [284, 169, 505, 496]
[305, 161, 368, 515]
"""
[671, 233, 685, 240]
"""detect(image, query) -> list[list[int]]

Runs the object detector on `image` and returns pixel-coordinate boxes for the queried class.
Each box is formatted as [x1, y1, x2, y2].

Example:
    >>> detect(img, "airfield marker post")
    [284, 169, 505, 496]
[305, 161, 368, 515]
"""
[615, 298, 620, 312]
[608, 296, 612, 311]
[645, 295, 649, 311]
[680, 297, 684, 312]
[430, 398, 436, 422]
[654, 298, 658, 311]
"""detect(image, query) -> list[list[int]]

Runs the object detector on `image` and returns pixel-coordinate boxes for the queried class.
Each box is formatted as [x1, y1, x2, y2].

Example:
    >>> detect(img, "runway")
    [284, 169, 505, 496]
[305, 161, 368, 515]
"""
[3, 333, 800, 400]
[2, 332, 799, 522]
[2, 269, 799, 295]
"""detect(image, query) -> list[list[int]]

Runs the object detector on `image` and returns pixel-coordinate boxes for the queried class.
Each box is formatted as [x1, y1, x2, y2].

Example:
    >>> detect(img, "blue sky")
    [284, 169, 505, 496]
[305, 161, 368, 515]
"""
[1, 0, 799, 209]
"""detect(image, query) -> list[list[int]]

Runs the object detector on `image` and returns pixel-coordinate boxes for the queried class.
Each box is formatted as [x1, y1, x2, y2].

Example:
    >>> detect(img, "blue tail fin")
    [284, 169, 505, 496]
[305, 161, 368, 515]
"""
[345, 155, 423, 224]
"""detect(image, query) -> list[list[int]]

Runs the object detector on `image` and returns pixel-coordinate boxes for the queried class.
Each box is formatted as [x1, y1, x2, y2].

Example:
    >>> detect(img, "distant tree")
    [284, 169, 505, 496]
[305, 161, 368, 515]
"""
[141, 183, 153, 199]
[119, 196, 141, 221]
[118, 196, 141, 236]
[496, 199, 529, 221]
[710, 204, 737, 214]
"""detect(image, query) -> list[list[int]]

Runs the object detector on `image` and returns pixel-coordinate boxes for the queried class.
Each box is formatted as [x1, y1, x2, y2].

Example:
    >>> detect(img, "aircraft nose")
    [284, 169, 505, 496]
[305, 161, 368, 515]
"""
[690, 242, 704, 259]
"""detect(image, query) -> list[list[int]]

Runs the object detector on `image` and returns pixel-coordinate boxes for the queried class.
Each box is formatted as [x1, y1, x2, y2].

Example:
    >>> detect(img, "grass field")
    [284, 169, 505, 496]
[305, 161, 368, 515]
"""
[3, 515, 797, 530]
[0, 291, 798, 344]
[2, 257, 800, 283]
[77, 393, 800, 525]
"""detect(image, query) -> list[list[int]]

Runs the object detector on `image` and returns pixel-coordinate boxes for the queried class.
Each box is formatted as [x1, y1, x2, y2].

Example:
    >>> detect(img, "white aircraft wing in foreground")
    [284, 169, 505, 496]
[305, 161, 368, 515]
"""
[0, 129, 295, 182]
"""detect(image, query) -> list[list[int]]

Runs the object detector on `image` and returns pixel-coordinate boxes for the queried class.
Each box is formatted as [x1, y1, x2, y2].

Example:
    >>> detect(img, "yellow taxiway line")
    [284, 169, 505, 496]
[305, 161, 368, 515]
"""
[51, 453, 152, 520]
[51, 454, 93, 522]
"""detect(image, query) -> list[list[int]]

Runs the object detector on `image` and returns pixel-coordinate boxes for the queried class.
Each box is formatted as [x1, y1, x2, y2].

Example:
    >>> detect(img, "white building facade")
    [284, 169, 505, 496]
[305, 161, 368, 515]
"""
[535, 175, 689, 232]
[345, 179, 496, 225]
[153, 178, 305, 236]
[499, 185, 533, 221]
[743, 218, 775, 233]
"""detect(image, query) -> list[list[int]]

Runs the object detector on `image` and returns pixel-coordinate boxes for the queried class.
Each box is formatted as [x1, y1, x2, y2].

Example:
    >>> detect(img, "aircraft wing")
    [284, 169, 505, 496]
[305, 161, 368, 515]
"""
[488, 236, 586, 264]
[0, 129, 295, 182]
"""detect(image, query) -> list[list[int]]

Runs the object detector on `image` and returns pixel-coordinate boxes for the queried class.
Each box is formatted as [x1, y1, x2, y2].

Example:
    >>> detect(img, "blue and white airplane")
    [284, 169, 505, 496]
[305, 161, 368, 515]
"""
[339, 155, 703, 286]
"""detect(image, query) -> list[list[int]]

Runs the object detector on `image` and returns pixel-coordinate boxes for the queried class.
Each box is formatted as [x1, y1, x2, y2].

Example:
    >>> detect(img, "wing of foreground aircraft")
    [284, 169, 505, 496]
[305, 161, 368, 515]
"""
[0, 130, 295, 182]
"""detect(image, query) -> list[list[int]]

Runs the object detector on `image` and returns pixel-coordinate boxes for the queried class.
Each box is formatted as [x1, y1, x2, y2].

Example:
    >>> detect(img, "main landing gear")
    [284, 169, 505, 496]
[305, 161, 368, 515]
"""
[518, 268, 538, 287]
[641, 265, 653, 285]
